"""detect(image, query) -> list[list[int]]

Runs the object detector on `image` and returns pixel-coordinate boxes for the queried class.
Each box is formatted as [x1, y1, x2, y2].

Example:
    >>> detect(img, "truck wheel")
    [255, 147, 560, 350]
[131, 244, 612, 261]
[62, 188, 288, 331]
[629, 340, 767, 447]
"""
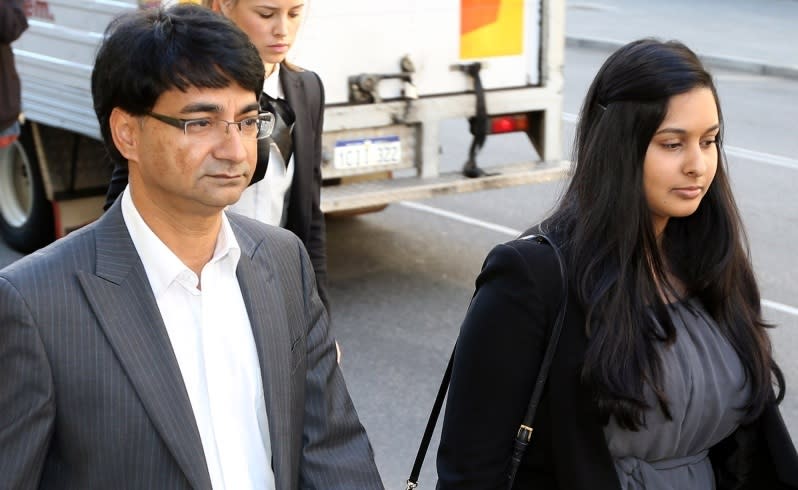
[0, 126, 55, 253]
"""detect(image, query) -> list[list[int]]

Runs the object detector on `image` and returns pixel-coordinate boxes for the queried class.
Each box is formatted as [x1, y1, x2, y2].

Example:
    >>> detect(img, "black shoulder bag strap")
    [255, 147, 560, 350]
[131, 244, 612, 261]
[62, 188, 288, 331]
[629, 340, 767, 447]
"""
[406, 234, 568, 490]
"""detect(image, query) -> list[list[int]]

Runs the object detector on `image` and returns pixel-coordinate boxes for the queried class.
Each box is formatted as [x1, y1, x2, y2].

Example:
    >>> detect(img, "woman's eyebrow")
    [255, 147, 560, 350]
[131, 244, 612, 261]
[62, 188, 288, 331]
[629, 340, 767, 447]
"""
[654, 123, 720, 135]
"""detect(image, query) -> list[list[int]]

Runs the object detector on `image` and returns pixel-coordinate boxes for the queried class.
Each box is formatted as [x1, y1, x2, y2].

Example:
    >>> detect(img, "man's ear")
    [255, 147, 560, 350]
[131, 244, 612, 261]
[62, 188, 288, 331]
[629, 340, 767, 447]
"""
[109, 108, 139, 163]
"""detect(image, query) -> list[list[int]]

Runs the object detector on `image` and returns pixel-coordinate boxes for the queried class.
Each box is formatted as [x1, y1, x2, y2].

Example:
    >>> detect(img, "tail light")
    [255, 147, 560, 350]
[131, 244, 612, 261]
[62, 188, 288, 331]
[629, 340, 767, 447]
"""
[489, 114, 529, 134]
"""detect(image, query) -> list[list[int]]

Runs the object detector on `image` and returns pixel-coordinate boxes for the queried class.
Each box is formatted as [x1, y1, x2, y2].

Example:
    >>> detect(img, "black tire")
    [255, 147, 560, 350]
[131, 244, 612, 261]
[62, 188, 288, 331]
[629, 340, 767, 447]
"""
[0, 123, 55, 253]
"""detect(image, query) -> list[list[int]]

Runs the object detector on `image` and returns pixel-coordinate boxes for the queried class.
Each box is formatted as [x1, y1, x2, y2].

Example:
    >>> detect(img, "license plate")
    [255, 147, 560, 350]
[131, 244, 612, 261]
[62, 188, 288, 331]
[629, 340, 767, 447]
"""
[333, 136, 401, 170]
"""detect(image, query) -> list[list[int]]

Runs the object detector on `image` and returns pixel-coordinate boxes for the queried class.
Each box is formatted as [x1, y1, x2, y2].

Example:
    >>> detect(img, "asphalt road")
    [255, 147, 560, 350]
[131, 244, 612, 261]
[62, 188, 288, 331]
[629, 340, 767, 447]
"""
[1, 47, 797, 488]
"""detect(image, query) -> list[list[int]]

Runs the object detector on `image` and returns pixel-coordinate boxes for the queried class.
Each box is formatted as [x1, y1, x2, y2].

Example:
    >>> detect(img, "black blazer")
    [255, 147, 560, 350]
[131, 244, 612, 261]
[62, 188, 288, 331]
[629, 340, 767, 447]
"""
[103, 66, 329, 309]
[437, 238, 798, 489]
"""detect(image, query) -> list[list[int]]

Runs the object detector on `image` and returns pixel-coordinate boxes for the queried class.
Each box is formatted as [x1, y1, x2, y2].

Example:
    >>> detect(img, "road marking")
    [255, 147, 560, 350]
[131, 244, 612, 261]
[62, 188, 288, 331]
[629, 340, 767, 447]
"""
[562, 112, 798, 170]
[399, 201, 522, 237]
[763, 300, 798, 317]
[724, 146, 798, 170]
[399, 201, 798, 318]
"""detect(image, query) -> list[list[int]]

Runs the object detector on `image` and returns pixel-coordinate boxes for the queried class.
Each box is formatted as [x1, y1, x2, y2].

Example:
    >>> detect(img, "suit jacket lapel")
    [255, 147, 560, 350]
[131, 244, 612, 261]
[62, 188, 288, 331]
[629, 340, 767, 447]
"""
[280, 67, 312, 235]
[253, 68, 303, 186]
[77, 202, 212, 490]
[233, 219, 296, 490]
[280, 67, 305, 136]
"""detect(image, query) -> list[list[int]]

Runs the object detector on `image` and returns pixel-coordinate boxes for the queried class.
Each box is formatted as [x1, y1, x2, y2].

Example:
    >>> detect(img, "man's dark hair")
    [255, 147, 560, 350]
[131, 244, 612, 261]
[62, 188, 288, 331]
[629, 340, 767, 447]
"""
[91, 4, 264, 165]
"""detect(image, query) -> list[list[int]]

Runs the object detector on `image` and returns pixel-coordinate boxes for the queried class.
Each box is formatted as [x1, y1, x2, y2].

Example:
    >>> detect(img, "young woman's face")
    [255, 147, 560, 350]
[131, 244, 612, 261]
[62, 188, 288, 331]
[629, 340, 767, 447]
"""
[219, 0, 304, 68]
[643, 87, 720, 236]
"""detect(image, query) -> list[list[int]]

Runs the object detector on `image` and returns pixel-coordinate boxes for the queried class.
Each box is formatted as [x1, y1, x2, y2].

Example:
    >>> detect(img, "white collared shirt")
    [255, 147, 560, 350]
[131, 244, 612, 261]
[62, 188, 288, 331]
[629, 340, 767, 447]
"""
[121, 187, 276, 490]
[229, 63, 295, 226]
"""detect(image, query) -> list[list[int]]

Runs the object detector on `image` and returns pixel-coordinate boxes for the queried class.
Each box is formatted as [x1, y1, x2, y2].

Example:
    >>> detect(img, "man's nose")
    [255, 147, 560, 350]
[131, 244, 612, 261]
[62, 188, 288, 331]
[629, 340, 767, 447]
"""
[215, 123, 250, 163]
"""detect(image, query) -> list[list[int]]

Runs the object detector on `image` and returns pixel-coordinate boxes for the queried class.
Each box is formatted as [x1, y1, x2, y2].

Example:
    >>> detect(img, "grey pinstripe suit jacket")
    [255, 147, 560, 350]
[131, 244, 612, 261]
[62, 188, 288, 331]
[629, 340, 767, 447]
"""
[0, 201, 383, 489]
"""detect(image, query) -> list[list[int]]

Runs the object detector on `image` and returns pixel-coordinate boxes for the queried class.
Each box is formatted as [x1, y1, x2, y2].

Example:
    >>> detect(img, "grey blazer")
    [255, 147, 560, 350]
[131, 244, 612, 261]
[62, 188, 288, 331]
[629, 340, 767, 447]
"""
[0, 201, 383, 489]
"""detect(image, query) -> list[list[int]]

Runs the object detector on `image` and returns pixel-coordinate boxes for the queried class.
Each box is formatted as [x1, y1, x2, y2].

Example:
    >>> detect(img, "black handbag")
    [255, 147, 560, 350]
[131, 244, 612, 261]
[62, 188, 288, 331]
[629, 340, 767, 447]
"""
[406, 233, 569, 489]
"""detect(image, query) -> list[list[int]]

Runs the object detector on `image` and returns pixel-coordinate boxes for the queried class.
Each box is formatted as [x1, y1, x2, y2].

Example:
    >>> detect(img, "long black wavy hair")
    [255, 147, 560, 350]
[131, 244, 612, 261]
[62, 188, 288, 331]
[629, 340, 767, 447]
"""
[542, 39, 783, 430]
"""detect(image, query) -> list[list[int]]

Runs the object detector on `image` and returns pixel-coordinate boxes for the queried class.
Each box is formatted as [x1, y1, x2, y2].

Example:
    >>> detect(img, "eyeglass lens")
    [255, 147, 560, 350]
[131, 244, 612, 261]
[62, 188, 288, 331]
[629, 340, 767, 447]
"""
[184, 114, 273, 139]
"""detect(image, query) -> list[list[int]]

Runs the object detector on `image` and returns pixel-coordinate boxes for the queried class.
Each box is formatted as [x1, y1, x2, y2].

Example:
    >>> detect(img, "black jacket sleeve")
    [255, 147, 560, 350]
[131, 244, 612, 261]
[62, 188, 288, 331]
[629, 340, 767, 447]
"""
[711, 402, 798, 489]
[304, 71, 329, 312]
[436, 241, 560, 489]
[0, 0, 27, 44]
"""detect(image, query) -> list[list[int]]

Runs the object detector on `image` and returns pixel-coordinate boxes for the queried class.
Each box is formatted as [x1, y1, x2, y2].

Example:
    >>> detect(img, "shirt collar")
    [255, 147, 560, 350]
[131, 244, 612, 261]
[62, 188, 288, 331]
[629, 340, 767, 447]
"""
[120, 186, 241, 298]
[262, 63, 284, 100]
[215, 212, 242, 268]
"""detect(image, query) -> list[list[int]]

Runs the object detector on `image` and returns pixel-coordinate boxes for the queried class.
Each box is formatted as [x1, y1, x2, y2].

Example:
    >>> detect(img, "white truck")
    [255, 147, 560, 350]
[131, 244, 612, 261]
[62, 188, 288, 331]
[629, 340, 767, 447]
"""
[2, 0, 567, 252]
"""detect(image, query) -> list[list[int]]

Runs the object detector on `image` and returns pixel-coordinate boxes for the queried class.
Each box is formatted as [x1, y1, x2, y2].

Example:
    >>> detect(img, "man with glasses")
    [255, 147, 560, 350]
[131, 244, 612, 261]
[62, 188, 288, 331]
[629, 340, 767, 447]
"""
[0, 5, 383, 489]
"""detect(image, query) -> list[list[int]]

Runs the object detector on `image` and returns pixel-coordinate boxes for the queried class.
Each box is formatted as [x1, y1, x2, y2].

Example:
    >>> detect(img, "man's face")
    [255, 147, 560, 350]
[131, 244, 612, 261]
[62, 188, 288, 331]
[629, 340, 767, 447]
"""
[117, 83, 260, 218]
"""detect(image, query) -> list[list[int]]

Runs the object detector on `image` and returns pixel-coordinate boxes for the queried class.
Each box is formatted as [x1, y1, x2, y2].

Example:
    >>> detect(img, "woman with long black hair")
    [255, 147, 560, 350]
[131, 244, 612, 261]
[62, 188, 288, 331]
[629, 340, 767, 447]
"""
[436, 39, 798, 489]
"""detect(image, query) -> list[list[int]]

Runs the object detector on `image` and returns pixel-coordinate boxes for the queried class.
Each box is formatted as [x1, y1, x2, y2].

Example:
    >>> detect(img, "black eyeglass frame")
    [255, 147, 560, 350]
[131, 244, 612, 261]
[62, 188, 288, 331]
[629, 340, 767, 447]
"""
[145, 111, 275, 140]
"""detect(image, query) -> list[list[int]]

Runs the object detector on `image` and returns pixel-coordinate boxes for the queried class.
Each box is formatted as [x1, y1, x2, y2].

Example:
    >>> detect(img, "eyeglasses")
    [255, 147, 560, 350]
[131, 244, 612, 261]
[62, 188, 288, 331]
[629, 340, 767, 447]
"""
[145, 111, 275, 140]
